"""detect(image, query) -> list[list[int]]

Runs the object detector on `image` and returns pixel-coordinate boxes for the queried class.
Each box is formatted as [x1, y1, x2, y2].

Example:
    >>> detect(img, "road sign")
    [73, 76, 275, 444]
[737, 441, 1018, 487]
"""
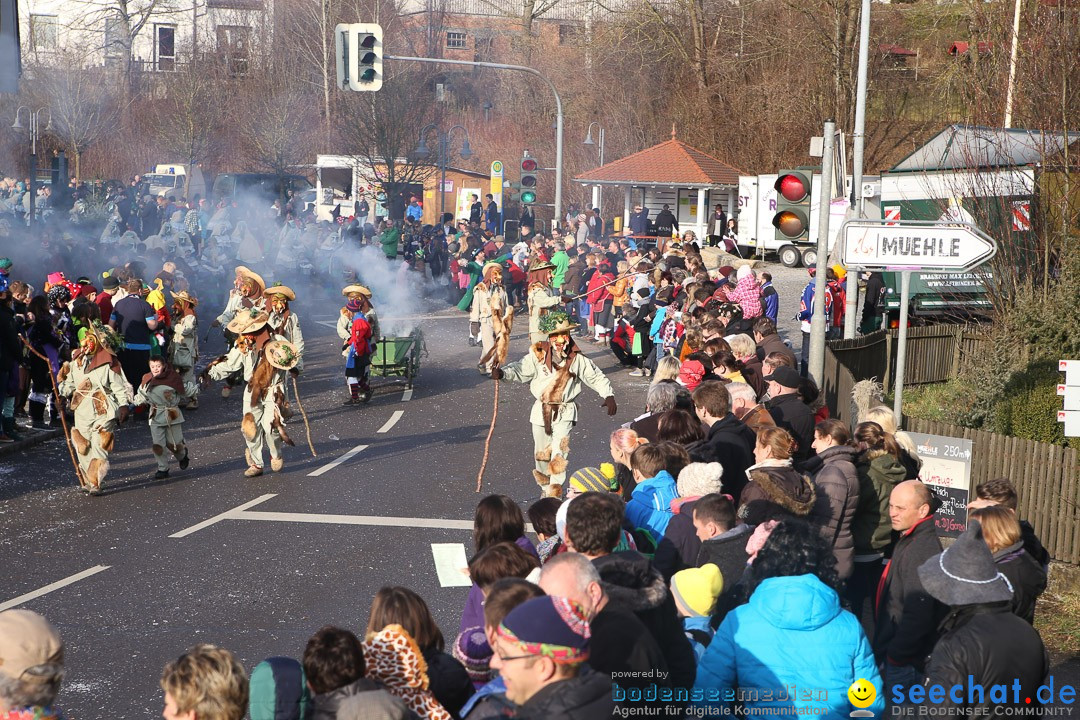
[1059, 360, 1080, 436]
[842, 219, 997, 272]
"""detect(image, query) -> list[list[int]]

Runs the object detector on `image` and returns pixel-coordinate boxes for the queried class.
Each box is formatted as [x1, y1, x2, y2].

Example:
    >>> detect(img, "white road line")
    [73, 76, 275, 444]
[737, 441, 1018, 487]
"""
[377, 410, 404, 434]
[307, 444, 369, 477]
[236, 510, 474, 530]
[169, 494, 278, 538]
[314, 320, 339, 330]
[431, 543, 472, 587]
[0, 565, 111, 612]
[401, 388, 413, 402]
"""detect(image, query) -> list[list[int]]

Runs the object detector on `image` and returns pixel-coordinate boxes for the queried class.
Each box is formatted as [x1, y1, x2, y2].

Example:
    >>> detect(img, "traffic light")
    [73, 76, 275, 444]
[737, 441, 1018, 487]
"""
[335, 23, 383, 92]
[520, 153, 537, 206]
[772, 169, 812, 242]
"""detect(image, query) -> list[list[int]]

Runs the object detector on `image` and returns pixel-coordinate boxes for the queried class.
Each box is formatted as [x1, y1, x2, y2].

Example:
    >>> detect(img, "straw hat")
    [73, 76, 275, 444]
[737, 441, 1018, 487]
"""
[226, 309, 270, 335]
[235, 266, 266, 294]
[342, 284, 372, 298]
[539, 311, 578, 336]
[264, 339, 301, 371]
[265, 284, 296, 301]
[529, 259, 556, 273]
[172, 290, 198, 307]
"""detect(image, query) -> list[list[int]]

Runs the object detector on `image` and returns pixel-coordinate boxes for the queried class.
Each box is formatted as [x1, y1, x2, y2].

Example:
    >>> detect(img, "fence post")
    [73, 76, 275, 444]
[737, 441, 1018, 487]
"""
[952, 326, 963, 378]
[884, 329, 894, 389]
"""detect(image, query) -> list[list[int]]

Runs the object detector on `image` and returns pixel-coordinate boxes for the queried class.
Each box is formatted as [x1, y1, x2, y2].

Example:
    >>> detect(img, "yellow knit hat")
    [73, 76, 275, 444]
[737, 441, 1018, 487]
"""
[671, 564, 724, 617]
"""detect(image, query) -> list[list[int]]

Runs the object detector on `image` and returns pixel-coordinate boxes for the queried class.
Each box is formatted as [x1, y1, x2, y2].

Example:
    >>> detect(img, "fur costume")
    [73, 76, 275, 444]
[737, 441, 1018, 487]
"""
[470, 265, 510, 373]
[134, 363, 194, 473]
[499, 328, 614, 497]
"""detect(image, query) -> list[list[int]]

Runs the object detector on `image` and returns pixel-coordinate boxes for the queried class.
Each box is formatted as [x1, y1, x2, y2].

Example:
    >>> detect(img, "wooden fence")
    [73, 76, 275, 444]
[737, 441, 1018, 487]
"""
[904, 418, 1080, 565]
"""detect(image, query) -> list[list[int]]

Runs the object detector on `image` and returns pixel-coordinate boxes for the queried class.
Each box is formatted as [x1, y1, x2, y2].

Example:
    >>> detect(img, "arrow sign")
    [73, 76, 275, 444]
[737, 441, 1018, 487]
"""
[842, 219, 997, 273]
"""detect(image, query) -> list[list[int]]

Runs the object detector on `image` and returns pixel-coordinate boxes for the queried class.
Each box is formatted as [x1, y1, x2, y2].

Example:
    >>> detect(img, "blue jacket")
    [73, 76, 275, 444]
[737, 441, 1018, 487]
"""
[648, 306, 668, 342]
[761, 281, 779, 325]
[683, 615, 714, 664]
[625, 470, 678, 538]
[693, 573, 884, 718]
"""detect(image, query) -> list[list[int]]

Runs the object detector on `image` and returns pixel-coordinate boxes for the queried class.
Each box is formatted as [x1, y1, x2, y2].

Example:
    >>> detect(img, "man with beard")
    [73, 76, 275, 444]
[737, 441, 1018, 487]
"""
[471, 261, 512, 375]
[169, 290, 199, 409]
[201, 310, 296, 477]
[526, 259, 562, 344]
[57, 322, 132, 495]
[209, 266, 265, 398]
[492, 311, 617, 498]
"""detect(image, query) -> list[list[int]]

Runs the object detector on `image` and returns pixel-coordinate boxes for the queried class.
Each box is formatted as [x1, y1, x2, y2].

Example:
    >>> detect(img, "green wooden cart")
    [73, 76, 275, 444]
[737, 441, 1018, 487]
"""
[369, 328, 427, 389]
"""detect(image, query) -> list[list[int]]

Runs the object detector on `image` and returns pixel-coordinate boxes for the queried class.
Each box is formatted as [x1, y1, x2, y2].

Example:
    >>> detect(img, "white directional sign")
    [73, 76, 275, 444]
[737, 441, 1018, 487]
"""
[842, 219, 997, 272]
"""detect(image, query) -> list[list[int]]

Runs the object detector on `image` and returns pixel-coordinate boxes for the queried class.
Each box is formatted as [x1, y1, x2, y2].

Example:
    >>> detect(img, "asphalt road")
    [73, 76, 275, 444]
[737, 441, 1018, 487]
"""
[0, 289, 651, 719]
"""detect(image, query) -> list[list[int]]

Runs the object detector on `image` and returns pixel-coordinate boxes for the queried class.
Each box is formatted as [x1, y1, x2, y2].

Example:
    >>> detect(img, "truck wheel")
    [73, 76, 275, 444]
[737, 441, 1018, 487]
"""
[779, 245, 802, 268]
[801, 247, 818, 268]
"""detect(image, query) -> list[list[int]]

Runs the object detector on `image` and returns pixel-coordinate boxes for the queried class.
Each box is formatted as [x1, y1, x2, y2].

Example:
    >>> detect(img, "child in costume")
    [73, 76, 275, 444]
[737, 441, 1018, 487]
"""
[57, 322, 133, 495]
[344, 297, 374, 403]
[133, 355, 192, 479]
[337, 283, 379, 353]
[470, 261, 511, 374]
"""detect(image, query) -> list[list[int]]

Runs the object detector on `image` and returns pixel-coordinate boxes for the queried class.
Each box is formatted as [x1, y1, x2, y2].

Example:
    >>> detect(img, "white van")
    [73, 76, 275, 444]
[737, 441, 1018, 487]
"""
[146, 164, 187, 198]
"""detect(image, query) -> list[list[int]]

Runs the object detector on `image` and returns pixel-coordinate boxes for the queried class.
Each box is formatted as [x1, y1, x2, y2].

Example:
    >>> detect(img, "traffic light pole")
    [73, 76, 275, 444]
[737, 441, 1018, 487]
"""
[844, 0, 872, 339]
[808, 120, 836, 385]
[386, 55, 564, 221]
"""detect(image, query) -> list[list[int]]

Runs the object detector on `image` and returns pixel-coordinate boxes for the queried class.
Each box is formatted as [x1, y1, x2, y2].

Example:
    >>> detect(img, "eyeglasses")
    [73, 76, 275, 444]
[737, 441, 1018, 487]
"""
[495, 651, 537, 663]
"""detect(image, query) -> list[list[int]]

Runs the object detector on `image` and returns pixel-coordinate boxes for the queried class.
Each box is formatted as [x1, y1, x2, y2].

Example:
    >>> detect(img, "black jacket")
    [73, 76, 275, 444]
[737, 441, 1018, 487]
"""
[593, 551, 696, 690]
[696, 414, 756, 503]
[629, 412, 663, 444]
[654, 499, 700, 581]
[0, 303, 21, 369]
[588, 604, 670, 687]
[992, 542, 1047, 625]
[737, 465, 816, 526]
[311, 678, 417, 720]
[514, 669, 614, 720]
[873, 515, 944, 669]
[422, 649, 475, 719]
[1020, 520, 1050, 567]
[926, 602, 1049, 712]
[697, 524, 753, 624]
[766, 393, 816, 464]
[653, 209, 678, 234]
[740, 356, 766, 399]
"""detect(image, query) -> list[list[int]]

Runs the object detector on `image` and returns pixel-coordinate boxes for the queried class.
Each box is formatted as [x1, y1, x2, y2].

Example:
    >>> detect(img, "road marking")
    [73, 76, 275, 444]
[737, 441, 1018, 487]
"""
[377, 410, 404, 434]
[431, 543, 472, 587]
[0, 565, 111, 612]
[236, 510, 474, 530]
[315, 320, 339, 330]
[169, 494, 277, 538]
[307, 444, 368, 477]
[401, 388, 413, 402]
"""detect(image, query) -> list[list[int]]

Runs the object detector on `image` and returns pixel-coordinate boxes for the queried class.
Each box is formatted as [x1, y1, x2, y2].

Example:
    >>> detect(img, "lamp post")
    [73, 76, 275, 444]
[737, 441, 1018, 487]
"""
[583, 122, 605, 215]
[11, 106, 51, 231]
[414, 123, 473, 221]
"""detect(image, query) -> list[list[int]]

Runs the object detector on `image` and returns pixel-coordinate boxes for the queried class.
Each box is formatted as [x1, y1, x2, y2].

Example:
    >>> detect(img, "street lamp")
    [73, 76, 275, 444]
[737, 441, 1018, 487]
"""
[414, 123, 472, 220]
[11, 106, 51, 231]
[584, 121, 605, 215]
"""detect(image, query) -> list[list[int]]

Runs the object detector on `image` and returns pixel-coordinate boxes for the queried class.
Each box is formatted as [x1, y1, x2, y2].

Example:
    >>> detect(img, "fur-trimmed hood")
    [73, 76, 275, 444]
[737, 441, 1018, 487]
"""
[747, 466, 816, 515]
[593, 551, 668, 613]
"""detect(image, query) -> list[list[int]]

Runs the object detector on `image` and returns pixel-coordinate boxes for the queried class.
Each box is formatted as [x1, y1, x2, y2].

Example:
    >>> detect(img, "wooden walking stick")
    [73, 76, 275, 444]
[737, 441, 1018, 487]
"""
[21, 338, 84, 488]
[476, 296, 514, 492]
[290, 374, 317, 457]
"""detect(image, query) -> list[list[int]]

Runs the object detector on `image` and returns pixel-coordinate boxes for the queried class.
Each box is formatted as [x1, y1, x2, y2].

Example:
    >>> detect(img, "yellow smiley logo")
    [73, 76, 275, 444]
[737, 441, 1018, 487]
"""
[847, 679, 877, 709]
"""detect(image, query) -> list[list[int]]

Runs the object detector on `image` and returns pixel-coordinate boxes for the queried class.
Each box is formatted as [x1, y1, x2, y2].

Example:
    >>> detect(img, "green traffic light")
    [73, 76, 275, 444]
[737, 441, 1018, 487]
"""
[360, 68, 376, 82]
[521, 191, 536, 204]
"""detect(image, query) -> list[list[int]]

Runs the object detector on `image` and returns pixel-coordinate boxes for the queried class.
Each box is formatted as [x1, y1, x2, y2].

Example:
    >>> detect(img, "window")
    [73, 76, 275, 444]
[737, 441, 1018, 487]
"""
[30, 15, 58, 51]
[446, 31, 466, 49]
[216, 25, 251, 74]
[104, 14, 124, 57]
[155, 24, 176, 71]
[559, 23, 582, 45]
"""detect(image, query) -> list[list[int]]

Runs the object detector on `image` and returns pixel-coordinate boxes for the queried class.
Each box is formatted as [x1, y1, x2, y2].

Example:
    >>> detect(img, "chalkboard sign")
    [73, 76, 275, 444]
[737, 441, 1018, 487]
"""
[908, 432, 973, 538]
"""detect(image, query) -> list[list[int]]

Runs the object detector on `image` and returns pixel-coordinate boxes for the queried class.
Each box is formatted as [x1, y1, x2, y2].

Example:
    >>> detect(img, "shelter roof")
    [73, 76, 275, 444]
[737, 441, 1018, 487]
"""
[575, 134, 742, 187]
[890, 124, 1080, 172]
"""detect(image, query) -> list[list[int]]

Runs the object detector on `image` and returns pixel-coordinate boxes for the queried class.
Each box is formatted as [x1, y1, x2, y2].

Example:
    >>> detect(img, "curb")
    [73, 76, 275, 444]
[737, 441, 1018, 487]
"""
[0, 426, 63, 457]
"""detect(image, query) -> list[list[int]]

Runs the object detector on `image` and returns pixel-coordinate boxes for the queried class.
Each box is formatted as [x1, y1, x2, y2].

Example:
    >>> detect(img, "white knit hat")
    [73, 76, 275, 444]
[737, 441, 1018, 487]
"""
[736, 265, 754, 281]
[677, 462, 724, 498]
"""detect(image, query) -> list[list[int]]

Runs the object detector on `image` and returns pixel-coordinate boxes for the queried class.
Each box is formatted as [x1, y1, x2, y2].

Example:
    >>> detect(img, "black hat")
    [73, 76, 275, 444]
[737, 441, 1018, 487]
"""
[102, 275, 120, 290]
[917, 519, 1014, 607]
[763, 365, 801, 389]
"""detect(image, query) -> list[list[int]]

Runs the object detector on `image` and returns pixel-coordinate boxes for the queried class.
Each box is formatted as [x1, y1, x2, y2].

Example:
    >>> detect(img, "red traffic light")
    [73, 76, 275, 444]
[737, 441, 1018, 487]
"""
[772, 210, 808, 238]
[776, 173, 809, 203]
[521, 158, 537, 172]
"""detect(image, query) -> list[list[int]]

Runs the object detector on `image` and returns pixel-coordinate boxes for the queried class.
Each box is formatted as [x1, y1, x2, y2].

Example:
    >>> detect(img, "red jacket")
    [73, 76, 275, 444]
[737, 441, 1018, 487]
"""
[586, 271, 614, 305]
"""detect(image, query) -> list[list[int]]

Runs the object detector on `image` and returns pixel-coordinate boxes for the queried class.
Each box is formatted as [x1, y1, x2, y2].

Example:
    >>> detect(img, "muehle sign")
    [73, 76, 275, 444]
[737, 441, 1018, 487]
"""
[842, 220, 997, 272]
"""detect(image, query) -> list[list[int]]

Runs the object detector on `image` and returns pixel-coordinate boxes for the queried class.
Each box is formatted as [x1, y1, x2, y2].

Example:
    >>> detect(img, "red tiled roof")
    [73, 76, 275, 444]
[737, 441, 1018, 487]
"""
[948, 41, 994, 56]
[879, 43, 917, 57]
[575, 138, 743, 186]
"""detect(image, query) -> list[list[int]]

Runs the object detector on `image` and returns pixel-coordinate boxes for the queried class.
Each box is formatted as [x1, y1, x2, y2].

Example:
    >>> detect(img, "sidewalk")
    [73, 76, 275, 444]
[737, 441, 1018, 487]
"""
[0, 422, 62, 458]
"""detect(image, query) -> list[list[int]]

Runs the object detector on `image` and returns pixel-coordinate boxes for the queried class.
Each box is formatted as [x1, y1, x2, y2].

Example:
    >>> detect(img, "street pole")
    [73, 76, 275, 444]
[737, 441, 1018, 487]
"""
[1003, 0, 1023, 128]
[844, 0, 871, 339]
[387, 54, 564, 220]
[808, 119, 836, 385]
[893, 270, 911, 417]
[439, 133, 447, 221]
